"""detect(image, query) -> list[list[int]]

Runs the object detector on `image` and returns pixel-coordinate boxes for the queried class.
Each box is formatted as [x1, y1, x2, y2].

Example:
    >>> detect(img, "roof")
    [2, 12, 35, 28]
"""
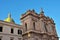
[4, 13, 15, 23]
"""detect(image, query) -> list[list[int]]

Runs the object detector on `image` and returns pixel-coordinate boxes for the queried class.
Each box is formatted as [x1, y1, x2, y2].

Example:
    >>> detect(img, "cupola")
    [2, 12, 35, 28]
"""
[4, 13, 15, 23]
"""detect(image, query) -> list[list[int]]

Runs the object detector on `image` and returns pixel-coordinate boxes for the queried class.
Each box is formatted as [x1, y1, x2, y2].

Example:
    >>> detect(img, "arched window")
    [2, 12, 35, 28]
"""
[41, 20, 48, 32]
[48, 24, 53, 33]
[33, 22, 35, 30]
[18, 30, 22, 34]
[11, 28, 14, 33]
[44, 22, 48, 32]
[49, 25, 53, 32]
[25, 23, 27, 31]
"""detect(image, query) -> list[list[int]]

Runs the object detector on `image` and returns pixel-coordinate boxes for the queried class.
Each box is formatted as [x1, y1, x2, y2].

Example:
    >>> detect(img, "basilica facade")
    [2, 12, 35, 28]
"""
[0, 9, 59, 40]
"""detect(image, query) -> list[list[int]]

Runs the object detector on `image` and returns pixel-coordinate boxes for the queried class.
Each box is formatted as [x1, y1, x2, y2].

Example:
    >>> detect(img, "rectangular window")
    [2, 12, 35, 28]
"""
[0, 38, 1, 40]
[0, 36, 2, 40]
[18, 38, 21, 40]
[10, 39, 13, 40]
[18, 30, 22, 34]
[25, 23, 27, 31]
[10, 37, 14, 40]
[11, 28, 13, 33]
[0, 27, 2, 32]
[33, 22, 35, 30]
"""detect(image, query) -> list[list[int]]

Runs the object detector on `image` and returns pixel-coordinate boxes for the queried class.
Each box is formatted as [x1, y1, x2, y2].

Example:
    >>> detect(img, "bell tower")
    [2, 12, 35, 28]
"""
[21, 9, 40, 40]
[20, 9, 58, 40]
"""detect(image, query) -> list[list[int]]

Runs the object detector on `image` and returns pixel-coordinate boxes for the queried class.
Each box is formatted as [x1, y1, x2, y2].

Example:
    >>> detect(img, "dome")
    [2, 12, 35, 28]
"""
[4, 13, 15, 23]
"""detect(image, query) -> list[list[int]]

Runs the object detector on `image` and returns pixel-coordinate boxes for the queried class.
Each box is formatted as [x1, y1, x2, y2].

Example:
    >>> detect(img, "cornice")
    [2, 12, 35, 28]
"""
[0, 32, 22, 37]
[20, 12, 39, 20]
[0, 20, 22, 29]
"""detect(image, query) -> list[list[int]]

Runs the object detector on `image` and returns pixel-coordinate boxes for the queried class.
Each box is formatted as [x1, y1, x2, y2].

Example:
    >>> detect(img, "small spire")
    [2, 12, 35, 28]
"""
[8, 12, 11, 18]
[31, 9, 35, 13]
[39, 8, 45, 17]
[27, 9, 31, 12]
[51, 18, 54, 22]
[32, 9, 35, 12]
[40, 8, 44, 13]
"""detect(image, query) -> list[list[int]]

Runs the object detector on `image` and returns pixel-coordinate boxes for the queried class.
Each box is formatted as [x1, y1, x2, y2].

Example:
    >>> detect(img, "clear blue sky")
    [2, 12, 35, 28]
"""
[0, 0, 60, 39]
